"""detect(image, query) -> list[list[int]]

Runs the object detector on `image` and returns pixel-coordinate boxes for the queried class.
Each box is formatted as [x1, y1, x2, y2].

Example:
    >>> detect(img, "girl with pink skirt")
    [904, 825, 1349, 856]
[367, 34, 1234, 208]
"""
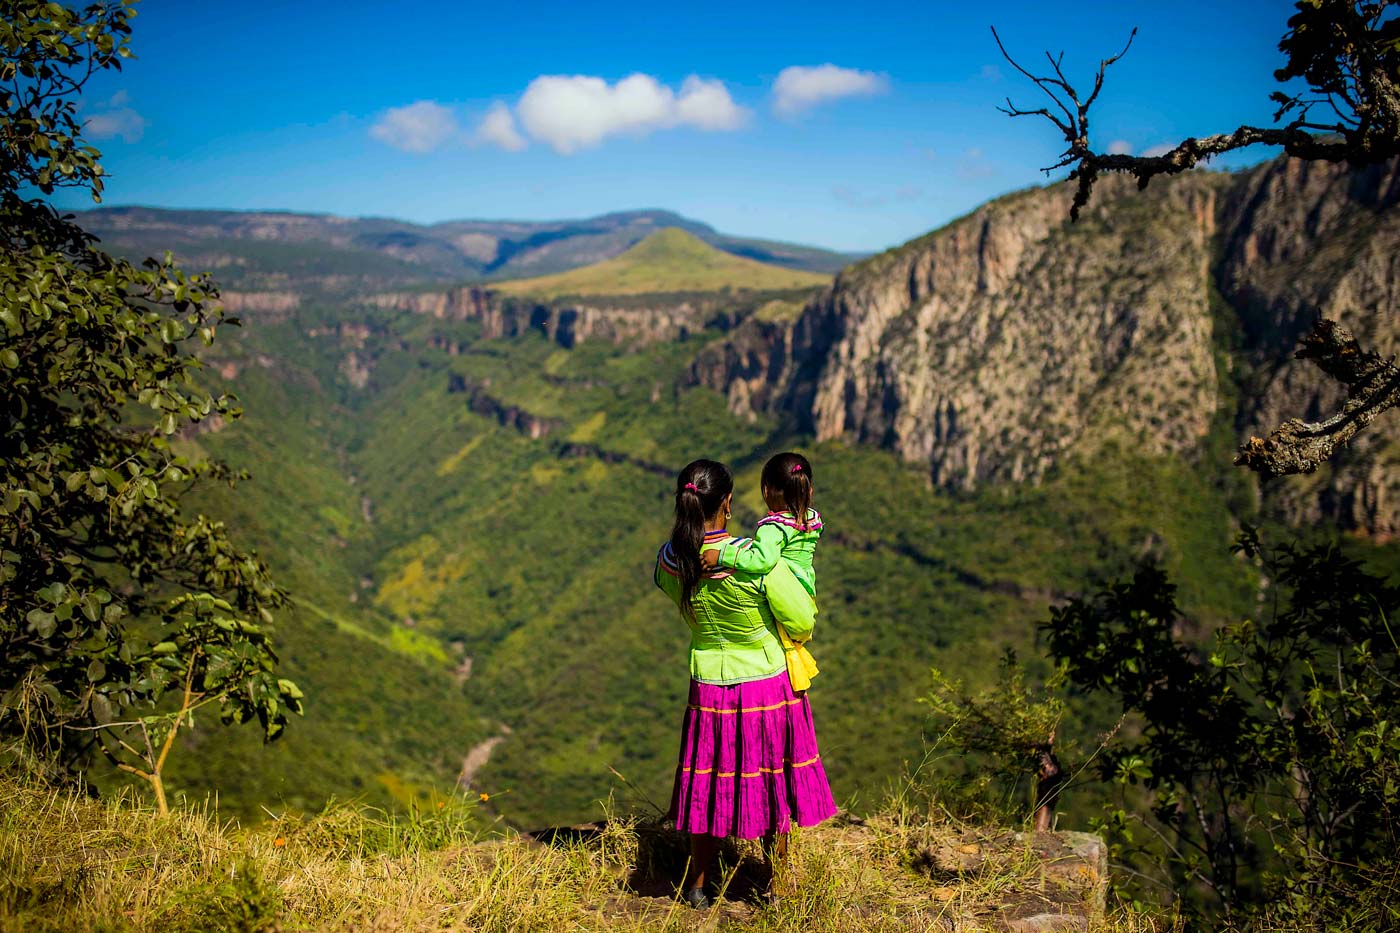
[653, 458, 837, 908]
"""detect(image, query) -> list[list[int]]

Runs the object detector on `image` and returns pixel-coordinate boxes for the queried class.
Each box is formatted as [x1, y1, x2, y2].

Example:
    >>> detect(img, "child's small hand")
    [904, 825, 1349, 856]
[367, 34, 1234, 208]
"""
[700, 549, 719, 570]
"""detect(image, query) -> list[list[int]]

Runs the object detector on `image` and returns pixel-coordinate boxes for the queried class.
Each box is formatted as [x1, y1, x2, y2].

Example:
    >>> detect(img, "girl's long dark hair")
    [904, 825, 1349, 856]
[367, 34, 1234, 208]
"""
[761, 451, 813, 530]
[670, 458, 733, 619]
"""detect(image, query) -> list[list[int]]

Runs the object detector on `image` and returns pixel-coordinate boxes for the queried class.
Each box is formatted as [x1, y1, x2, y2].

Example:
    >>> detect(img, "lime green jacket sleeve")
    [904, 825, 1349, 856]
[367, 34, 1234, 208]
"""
[717, 523, 784, 575]
[762, 559, 816, 642]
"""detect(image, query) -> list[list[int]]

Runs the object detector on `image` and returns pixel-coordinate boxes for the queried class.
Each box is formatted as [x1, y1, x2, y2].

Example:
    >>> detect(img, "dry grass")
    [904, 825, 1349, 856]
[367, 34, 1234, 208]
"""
[0, 771, 1173, 932]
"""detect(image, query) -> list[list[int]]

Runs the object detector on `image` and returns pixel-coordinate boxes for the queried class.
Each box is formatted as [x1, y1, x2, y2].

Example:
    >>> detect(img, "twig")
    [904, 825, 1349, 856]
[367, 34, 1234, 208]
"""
[990, 19, 1400, 219]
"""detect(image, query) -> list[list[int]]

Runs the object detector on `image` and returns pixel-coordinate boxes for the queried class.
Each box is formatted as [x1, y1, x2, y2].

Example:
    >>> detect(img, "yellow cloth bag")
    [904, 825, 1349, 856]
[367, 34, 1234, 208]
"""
[777, 625, 819, 692]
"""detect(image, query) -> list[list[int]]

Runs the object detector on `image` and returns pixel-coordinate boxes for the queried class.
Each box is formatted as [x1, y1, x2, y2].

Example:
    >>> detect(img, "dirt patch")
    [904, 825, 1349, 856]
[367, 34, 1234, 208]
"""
[458, 732, 507, 789]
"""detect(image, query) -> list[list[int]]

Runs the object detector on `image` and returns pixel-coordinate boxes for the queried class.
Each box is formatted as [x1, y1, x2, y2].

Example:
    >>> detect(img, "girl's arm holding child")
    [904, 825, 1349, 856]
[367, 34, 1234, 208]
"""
[699, 522, 785, 574]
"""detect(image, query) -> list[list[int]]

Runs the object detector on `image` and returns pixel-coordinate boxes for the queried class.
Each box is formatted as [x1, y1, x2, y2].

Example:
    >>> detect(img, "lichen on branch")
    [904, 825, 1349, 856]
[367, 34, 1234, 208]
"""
[1236, 318, 1400, 478]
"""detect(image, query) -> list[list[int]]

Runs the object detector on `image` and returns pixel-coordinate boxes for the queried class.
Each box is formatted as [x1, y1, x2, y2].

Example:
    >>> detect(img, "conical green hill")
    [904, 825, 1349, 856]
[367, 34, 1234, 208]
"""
[493, 227, 830, 297]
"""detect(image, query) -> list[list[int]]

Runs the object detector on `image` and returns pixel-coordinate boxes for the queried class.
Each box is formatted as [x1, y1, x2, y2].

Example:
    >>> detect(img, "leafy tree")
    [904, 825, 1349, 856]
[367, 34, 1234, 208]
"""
[922, 651, 1072, 831]
[0, 0, 302, 813]
[1045, 530, 1400, 925]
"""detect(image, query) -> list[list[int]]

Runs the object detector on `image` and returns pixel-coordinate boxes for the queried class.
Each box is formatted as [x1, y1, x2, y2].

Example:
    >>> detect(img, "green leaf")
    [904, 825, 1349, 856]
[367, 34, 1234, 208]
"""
[0, 349, 18, 369]
[26, 609, 56, 639]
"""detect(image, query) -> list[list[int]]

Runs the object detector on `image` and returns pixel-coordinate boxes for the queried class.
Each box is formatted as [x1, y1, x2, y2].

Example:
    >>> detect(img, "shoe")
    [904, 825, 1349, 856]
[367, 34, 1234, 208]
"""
[681, 887, 711, 910]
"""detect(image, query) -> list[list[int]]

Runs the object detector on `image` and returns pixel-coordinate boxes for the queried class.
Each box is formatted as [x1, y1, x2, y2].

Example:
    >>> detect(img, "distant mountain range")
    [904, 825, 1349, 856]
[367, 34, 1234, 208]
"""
[69, 206, 862, 290]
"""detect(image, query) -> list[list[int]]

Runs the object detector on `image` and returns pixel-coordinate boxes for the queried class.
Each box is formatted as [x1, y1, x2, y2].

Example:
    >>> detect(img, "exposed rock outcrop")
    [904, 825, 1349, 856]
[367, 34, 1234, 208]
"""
[339, 351, 372, 390]
[373, 286, 762, 349]
[218, 290, 301, 315]
[448, 374, 560, 438]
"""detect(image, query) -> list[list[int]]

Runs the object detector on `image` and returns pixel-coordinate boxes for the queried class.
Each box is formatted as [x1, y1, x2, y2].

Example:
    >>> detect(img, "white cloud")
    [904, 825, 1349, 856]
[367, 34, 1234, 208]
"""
[772, 64, 887, 117]
[1107, 140, 1133, 155]
[474, 102, 527, 151]
[1142, 142, 1175, 158]
[674, 76, 747, 131]
[86, 107, 147, 143]
[979, 64, 1003, 81]
[370, 100, 460, 154]
[514, 73, 746, 154]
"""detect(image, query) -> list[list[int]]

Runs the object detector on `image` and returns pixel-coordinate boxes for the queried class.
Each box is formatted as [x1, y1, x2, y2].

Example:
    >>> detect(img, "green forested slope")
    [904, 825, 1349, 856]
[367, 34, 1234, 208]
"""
[493, 228, 830, 297]
[148, 286, 1269, 828]
[133, 308, 498, 821]
[84, 164, 1400, 831]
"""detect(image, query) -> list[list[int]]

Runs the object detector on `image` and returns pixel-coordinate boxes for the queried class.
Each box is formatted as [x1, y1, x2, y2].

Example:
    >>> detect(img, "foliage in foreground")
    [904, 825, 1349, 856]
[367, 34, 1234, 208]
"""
[923, 528, 1400, 928]
[0, 0, 300, 810]
[1057, 531, 1400, 923]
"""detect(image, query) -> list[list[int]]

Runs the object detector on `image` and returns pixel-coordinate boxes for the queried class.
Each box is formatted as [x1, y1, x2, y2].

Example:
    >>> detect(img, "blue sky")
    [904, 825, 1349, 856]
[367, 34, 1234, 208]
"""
[56, 0, 1301, 252]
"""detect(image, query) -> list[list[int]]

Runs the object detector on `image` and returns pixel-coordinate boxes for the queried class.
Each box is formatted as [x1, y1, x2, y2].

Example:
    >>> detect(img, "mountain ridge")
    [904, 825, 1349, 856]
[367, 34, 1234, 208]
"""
[492, 227, 830, 297]
[69, 205, 862, 287]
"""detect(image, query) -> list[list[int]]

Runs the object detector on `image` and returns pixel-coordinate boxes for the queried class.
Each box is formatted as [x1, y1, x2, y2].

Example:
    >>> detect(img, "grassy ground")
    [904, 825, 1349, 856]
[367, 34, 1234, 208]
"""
[0, 769, 1170, 932]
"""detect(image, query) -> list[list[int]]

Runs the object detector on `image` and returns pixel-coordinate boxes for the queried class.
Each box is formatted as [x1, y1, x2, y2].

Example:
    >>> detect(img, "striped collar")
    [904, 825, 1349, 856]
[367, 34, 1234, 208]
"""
[657, 531, 738, 581]
[758, 509, 823, 532]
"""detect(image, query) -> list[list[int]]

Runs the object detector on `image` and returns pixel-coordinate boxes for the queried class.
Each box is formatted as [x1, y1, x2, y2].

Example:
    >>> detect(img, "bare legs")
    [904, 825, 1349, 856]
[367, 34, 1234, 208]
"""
[684, 833, 721, 895]
[683, 829, 792, 906]
[762, 830, 792, 897]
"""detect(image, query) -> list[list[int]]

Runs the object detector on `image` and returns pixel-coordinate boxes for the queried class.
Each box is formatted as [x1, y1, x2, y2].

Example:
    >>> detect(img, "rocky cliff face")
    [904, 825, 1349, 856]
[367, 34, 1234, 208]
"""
[372, 286, 768, 349]
[695, 174, 1226, 489]
[1216, 158, 1400, 534]
[692, 158, 1400, 534]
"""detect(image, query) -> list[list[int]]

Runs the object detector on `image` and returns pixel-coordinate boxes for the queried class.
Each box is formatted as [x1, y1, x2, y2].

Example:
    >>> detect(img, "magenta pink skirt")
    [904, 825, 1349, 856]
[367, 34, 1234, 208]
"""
[669, 671, 838, 839]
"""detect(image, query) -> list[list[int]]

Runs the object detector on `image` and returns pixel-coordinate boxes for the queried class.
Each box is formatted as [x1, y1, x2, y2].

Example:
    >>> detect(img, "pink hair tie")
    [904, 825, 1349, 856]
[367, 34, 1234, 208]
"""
[790, 464, 803, 473]
[684, 482, 699, 492]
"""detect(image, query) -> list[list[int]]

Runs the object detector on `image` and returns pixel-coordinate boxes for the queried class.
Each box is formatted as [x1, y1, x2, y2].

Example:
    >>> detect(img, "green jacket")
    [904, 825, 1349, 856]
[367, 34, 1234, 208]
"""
[654, 528, 817, 685]
[714, 508, 823, 597]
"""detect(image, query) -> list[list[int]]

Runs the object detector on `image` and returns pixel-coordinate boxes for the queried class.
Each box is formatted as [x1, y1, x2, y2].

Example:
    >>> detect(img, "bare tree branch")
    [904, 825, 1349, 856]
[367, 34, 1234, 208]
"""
[991, 3, 1400, 219]
[1236, 319, 1400, 478]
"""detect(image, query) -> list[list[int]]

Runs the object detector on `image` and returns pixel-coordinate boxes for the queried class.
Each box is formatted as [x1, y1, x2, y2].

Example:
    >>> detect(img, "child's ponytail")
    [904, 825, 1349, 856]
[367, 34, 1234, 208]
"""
[670, 459, 734, 619]
[761, 452, 814, 530]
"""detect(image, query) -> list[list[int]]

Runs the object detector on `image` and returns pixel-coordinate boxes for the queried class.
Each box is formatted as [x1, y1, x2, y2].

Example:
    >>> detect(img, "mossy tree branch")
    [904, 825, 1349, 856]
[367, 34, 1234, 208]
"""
[1236, 318, 1400, 478]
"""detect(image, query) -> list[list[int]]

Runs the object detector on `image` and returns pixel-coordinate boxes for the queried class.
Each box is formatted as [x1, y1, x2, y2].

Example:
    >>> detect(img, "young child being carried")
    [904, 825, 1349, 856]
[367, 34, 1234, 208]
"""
[701, 451, 822, 599]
